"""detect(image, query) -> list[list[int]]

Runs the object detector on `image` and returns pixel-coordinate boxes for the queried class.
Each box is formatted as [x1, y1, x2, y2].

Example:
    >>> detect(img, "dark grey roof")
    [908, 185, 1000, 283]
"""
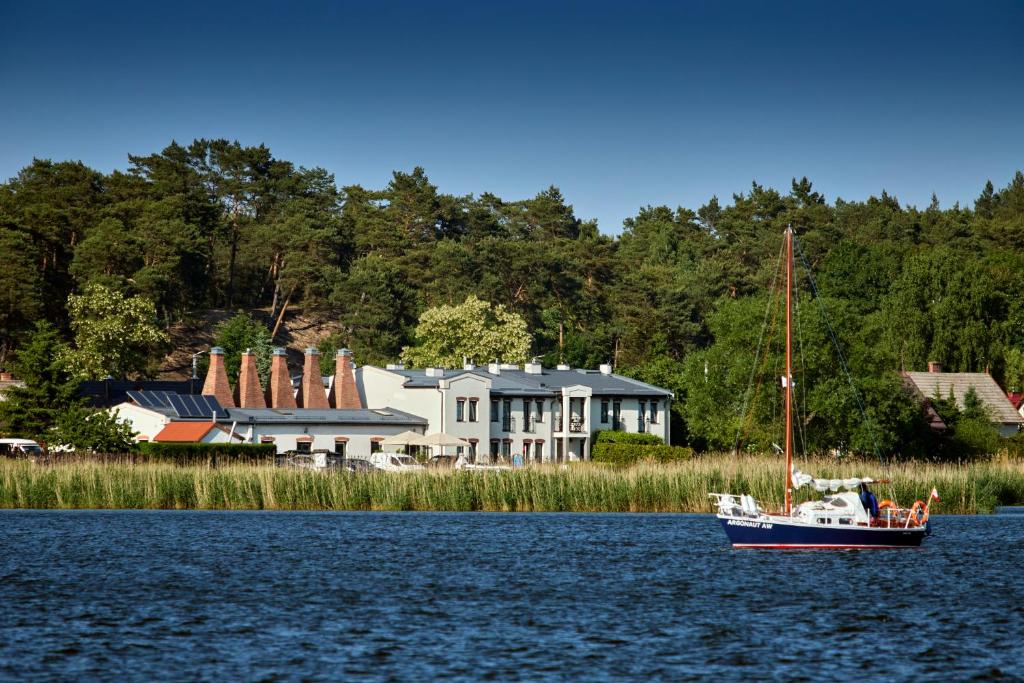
[224, 407, 428, 425]
[386, 367, 672, 398]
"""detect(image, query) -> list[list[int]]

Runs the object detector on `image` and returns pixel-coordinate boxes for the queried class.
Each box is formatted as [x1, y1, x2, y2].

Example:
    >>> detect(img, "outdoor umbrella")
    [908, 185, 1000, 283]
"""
[417, 432, 469, 458]
[380, 430, 427, 447]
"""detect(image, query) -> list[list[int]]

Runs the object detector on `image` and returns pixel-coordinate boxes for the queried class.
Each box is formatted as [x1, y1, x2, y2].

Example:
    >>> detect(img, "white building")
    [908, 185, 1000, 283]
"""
[357, 361, 673, 463]
[110, 395, 427, 455]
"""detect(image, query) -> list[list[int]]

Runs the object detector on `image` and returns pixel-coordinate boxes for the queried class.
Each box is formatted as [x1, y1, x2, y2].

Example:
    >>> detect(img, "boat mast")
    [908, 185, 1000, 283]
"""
[784, 226, 794, 516]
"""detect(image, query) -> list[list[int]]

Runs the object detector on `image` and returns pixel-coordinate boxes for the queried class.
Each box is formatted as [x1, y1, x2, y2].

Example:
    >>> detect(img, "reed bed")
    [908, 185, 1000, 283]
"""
[1, 455, 1022, 514]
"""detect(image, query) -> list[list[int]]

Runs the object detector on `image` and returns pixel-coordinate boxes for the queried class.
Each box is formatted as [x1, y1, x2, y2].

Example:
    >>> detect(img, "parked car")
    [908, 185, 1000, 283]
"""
[341, 458, 379, 473]
[426, 454, 458, 469]
[0, 438, 43, 458]
[350, 452, 425, 473]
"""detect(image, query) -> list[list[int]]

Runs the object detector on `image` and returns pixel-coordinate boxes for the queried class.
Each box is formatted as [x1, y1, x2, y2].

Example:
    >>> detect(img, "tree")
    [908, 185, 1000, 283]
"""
[62, 284, 168, 379]
[211, 312, 274, 386]
[0, 223, 45, 367]
[0, 322, 79, 439]
[401, 295, 532, 368]
[51, 407, 137, 453]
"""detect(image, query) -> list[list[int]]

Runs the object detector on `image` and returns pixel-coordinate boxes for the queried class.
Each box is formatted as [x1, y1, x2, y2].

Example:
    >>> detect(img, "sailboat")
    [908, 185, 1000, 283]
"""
[711, 227, 938, 549]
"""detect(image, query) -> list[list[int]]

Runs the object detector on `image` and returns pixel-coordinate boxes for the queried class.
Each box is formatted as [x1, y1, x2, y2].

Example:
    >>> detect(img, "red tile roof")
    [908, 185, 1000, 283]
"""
[153, 421, 218, 442]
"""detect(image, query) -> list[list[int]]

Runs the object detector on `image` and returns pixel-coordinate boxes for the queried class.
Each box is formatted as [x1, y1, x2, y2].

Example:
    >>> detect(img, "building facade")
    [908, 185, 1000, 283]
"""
[357, 361, 673, 463]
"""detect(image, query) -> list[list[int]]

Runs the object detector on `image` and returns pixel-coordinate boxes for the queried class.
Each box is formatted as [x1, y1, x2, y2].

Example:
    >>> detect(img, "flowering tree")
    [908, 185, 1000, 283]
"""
[62, 284, 168, 379]
[401, 295, 532, 368]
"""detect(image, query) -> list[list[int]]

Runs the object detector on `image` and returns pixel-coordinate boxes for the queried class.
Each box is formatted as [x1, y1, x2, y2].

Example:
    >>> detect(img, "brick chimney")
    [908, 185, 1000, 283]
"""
[236, 349, 266, 408]
[332, 348, 362, 409]
[267, 347, 296, 409]
[202, 347, 235, 408]
[928, 361, 943, 373]
[300, 347, 329, 409]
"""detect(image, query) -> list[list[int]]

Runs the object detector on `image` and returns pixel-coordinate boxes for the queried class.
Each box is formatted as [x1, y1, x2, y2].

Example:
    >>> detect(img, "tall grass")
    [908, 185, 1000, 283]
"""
[1, 455, 1022, 513]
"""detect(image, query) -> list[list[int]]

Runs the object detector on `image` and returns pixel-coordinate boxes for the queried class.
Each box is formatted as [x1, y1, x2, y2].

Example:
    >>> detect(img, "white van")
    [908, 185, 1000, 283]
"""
[0, 438, 43, 457]
[353, 452, 425, 473]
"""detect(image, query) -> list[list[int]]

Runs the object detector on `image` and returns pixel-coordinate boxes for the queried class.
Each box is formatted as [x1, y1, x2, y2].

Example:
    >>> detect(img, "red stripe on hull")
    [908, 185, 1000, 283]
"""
[733, 543, 914, 549]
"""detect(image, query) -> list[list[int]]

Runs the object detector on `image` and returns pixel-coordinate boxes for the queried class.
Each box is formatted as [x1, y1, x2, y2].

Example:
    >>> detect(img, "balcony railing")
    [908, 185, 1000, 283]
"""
[568, 417, 586, 433]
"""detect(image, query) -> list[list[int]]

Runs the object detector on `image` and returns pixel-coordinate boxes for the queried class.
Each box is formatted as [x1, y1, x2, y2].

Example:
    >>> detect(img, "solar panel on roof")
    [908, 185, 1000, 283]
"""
[126, 390, 151, 407]
[167, 393, 188, 417]
[198, 395, 228, 419]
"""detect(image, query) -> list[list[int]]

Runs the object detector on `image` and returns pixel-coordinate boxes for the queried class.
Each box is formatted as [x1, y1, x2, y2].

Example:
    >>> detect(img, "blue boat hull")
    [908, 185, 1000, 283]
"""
[719, 517, 927, 549]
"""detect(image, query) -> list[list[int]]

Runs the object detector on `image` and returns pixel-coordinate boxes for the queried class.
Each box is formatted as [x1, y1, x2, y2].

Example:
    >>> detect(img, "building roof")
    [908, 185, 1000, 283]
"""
[79, 379, 204, 408]
[1008, 392, 1023, 411]
[153, 421, 223, 442]
[224, 407, 428, 425]
[902, 372, 1024, 426]
[384, 367, 673, 398]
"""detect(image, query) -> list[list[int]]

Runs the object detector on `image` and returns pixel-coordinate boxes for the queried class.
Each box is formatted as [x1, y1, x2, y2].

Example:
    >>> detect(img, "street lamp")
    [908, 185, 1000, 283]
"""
[191, 349, 209, 380]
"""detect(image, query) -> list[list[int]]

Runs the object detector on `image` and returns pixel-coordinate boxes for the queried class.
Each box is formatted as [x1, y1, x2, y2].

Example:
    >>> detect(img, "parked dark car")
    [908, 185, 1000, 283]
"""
[342, 458, 379, 473]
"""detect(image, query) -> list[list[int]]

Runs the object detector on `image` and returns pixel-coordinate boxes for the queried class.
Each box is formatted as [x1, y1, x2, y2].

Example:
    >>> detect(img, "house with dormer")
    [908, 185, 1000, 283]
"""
[357, 360, 673, 463]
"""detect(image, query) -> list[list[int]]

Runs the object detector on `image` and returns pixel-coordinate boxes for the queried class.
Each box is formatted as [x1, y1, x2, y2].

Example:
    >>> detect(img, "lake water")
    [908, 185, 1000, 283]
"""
[1, 511, 1022, 681]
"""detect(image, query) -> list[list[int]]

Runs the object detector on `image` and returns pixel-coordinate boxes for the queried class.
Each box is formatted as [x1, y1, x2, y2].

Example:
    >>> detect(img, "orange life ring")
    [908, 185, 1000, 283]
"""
[907, 500, 928, 527]
[878, 500, 897, 511]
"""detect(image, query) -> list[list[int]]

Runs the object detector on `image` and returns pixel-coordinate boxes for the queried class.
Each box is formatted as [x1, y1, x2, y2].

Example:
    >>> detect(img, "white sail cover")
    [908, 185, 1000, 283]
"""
[791, 469, 876, 492]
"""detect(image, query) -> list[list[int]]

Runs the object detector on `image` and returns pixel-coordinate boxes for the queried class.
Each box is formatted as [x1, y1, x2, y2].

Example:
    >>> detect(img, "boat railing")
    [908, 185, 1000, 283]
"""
[709, 493, 761, 518]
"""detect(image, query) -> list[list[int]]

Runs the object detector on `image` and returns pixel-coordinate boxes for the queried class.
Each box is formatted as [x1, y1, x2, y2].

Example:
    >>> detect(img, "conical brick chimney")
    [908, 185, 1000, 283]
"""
[332, 348, 363, 409]
[237, 349, 266, 408]
[202, 347, 235, 408]
[300, 347, 329, 409]
[267, 348, 296, 409]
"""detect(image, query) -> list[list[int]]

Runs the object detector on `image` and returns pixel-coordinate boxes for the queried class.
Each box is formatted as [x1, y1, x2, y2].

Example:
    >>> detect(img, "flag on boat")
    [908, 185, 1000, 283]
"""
[930, 488, 940, 502]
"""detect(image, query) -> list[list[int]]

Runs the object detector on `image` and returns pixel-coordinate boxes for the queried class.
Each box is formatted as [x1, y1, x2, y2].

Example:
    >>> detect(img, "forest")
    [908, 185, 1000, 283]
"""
[1, 139, 1022, 457]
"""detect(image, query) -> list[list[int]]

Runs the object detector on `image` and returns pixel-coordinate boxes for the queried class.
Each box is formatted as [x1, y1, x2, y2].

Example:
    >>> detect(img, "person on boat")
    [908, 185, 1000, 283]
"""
[859, 483, 879, 521]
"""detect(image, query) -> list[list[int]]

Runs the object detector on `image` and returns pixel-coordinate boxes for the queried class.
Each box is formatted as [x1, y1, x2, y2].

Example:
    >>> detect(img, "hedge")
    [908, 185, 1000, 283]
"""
[593, 430, 664, 445]
[137, 442, 277, 464]
[591, 443, 692, 465]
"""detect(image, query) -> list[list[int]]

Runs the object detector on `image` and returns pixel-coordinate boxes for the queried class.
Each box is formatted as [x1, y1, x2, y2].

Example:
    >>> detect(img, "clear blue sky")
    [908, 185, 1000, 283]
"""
[1, 0, 1022, 232]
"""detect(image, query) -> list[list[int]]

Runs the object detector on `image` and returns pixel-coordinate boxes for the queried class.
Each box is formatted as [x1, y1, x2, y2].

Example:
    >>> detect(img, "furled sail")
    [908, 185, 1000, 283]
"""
[791, 469, 876, 492]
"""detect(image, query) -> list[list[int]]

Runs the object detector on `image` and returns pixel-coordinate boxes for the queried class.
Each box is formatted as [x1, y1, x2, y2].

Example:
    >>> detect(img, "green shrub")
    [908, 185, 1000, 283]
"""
[593, 430, 664, 445]
[138, 442, 276, 465]
[592, 442, 691, 465]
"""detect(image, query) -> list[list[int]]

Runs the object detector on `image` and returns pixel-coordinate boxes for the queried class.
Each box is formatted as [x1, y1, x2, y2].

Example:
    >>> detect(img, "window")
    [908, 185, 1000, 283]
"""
[260, 436, 275, 444]
[469, 399, 478, 422]
[534, 441, 543, 462]
[371, 440, 382, 454]
[335, 441, 347, 457]
[501, 440, 511, 459]
[639, 401, 646, 433]
[469, 441, 478, 459]
[296, 440, 312, 454]
[491, 399, 499, 422]
[650, 401, 658, 424]
[601, 400, 609, 424]
[456, 446, 464, 456]
[502, 400, 512, 431]
[522, 399, 531, 432]
[456, 399, 466, 422]
[534, 400, 544, 422]
[612, 401, 621, 430]
[490, 440, 499, 461]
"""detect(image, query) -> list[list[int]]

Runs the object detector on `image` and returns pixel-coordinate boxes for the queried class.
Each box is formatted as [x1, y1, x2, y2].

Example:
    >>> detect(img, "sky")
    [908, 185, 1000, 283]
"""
[1, 0, 1022, 233]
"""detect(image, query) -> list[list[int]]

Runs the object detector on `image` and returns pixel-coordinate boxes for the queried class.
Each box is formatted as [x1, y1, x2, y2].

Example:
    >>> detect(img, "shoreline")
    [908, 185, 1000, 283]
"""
[2, 456, 1022, 514]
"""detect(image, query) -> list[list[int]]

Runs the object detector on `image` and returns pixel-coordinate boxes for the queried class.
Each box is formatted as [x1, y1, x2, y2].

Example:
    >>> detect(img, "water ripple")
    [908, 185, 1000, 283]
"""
[0, 510, 1021, 681]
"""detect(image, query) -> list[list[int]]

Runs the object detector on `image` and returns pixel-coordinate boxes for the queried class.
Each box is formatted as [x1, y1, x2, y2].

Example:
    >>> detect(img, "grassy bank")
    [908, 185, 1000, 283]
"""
[1, 456, 1023, 513]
